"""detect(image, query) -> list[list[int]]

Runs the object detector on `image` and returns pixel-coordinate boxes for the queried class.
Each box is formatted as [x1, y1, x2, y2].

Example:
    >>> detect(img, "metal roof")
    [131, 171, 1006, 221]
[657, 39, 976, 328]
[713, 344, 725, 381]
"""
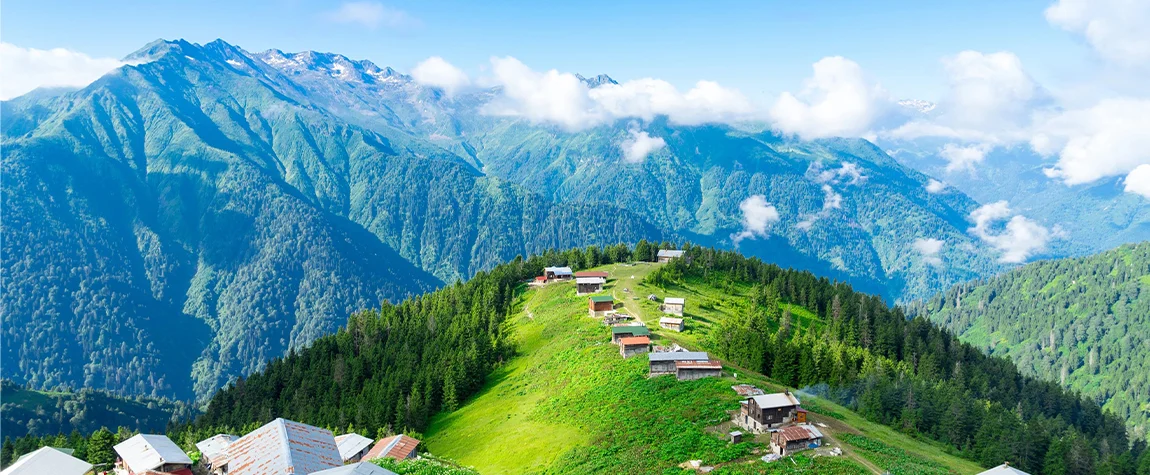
[575, 277, 606, 284]
[664, 297, 685, 305]
[310, 462, 400, 475]
[364, 435, 420, 461]
[219, 418, 342, 475]
[648, 351, 709, 362]
[750, 392, 801, 409]
[659, 317, 683, 325]
[657, 250, 684, 257]
[195, 434, 238, 460]
[611, 325, 649, 335]
[619, 336, 650, 346]
[575, 271, 609, 278]
[1, 447, 92, 475]
[334, 433, 375, 462]
[675, 360, 722, 369]
[978, 464, 1032, 475]
[544, 266, 572, 275]
[113, 434, 193, 473]
[776, 425, 821, 442]
[590, 295, 614, 303]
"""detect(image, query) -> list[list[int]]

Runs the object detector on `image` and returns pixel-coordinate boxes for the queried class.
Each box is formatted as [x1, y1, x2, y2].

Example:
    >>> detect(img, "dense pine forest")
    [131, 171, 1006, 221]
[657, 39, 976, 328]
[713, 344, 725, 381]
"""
[906, 242, 1150, 441]
[649, 247, 1144, 474]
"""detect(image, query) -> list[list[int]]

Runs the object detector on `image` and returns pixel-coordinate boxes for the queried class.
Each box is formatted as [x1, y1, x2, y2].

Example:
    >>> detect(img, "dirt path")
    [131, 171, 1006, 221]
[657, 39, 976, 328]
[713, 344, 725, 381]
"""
[808, 414, 885, 474]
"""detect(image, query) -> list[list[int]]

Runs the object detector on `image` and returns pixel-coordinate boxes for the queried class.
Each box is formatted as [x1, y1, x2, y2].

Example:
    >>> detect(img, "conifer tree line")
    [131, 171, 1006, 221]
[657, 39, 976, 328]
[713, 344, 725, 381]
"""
[654, 245, 1147, 475]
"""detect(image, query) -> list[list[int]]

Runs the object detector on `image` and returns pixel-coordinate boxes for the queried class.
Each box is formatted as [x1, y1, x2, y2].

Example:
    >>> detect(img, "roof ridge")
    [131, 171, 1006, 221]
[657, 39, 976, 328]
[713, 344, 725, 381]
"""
[275, 418, 294, 470]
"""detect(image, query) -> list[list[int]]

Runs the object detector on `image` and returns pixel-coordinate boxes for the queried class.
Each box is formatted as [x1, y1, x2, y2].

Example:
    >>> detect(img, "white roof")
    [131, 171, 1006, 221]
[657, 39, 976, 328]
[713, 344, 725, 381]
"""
[334, 433, 374, 461]
[648, 351, 709, 362]
[659, 317, 683, 324]
[978, 464, 1032, 475]
[114, 434, 193, 473]
[195, 434, 238, 459]
[799, 424, 824, 439]
[1, 447, 92, 475]
[664, 297, 685, 305]
[750, 392, 801, 409]
[544, 266, 572, 275]
[657, 250, 684, 257]
[310, 462, 400, 475]
[575, 277, 606, 284]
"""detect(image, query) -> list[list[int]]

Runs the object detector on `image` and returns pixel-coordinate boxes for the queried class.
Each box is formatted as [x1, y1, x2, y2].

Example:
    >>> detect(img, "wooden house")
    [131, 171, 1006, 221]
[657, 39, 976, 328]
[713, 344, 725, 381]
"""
[210, 418, 342, 475]
[675, 360, 722, 380]
[603, 312, 632, 325]
[661, 297, 685, 316]
[194, 434, 238, 472]
[648, 351, 710, 376]
[734, 391, 802, 433]
[657, 249, 684, 263]
[576, 277, 606, 295]
[114, 434, 194, 475]
[589, 296, 614, 317]
[543, 266, 573, 281]
[610, 325, 650, 343]
[770, 424, 823, 456]
[658, 317, 684, 332]
[619, 336, 651, 358]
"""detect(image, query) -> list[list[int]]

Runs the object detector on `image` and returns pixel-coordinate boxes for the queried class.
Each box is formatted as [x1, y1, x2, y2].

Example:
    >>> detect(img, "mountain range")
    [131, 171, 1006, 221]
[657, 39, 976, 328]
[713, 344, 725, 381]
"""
[2, 38, 1137, 402]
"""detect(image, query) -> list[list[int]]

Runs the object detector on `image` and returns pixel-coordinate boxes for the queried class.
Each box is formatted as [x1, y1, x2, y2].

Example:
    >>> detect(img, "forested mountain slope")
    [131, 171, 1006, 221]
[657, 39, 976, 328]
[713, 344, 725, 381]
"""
[0, 380, 194, 439]
[908, 242, 1150, 440]
[0, 39, 667, 401]
[185, 245, 1139, 475]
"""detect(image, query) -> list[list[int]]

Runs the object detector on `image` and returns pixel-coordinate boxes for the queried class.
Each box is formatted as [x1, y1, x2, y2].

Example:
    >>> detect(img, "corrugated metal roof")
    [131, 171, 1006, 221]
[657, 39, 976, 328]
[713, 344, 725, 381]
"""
[590, 295, 614, 303]
[675, 360, 721, 369]
[648, 351, 709, 362]
[219, 418, 341, 475]
[619, 336, 650, 346]
[659, 317, 683, 325]
[978, 463, 1032, 475]
[1, 447, 92, 475]
[777, 425, 819, 442]
[334, 433, 374, 461]
[574, 271, 609, 278]
[310, 462, 400, 475]
[195, 434, 238, 460]
[364, 435, 420, 461]
[113, 434, 192, 473]
[750, 392, 801, 409]
[657, 250, 684, 257]
[544, 266, 573, 275]
[575, 277, 606, 284]
[611, 325, 648, 335]
[664, 297, 685, 305]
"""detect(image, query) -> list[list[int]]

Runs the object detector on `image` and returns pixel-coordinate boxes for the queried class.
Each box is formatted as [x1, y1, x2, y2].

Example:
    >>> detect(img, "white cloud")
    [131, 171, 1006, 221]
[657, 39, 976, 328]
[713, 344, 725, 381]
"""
[1045, 0, 1150, 66]
[811, 162, 867, 185]
[620, 129, 666, 163]
[731, 195, 780, 244]
[1032, 98, 1150, 185]
[797, 184, 844, 231]
[968, 201, 1052, 263]
[939, 143, 992, 172]
[324, 2, 420, 30]
[1123, 164, 1150, 198]
[769, 56, 888, 139]
[925, 179, 947, 194]
[913, 238, 945, 266]
[411, 56, 470, 96]
[479, 56, 755, 131]
[0, 42, 126, 100]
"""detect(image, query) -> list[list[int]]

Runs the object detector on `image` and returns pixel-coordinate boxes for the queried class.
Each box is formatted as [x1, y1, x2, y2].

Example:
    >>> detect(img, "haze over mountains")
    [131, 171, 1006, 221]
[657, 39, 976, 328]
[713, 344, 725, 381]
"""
[1, 38, 1144, 404]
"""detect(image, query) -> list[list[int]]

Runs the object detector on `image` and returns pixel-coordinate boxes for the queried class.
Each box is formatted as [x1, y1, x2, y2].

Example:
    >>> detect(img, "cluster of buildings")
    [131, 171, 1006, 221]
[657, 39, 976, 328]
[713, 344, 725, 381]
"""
[4, 418, 423, 475]
[728, 388, 823, 456]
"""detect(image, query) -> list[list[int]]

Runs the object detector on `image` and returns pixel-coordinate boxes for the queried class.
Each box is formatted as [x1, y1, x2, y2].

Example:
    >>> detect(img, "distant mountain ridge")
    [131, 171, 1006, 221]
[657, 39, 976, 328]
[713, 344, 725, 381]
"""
[4, 38, 1009, 401]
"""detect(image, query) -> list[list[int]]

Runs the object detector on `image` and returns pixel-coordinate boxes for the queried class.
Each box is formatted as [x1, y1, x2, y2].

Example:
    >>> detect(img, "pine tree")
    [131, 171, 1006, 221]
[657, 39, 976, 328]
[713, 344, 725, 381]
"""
[87, 428, 116, 468]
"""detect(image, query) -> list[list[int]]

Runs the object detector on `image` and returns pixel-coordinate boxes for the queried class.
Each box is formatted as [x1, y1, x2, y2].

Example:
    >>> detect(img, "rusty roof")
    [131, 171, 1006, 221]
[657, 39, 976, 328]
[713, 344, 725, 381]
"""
[618, 336, 650, 346]
[675, 360, 722, 369]
[574, 271, 609, 278]
[364, 435, 420, 461]
[776, 425, 822, 442]
[218, 418, 341, 475]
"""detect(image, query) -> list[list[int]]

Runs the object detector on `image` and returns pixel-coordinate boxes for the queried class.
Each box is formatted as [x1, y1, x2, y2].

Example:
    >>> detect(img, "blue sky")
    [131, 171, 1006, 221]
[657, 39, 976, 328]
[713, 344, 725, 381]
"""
[1, 0, 1095, 101]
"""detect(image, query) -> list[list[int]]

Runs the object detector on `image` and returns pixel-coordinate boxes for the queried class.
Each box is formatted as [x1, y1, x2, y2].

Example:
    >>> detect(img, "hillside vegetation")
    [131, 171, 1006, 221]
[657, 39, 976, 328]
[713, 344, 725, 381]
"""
[908, 242, 1150, 440]
[0, 380, 194, 439]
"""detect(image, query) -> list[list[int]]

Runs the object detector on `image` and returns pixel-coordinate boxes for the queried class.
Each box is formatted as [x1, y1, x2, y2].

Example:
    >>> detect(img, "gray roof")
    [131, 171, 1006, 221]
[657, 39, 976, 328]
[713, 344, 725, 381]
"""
[664, 297, 685, 305]
[657, 250, 684, 258]
[544, 266, 573, 275]
[310, 462, 400, 475]
[1, 447, 91, 475]
[750, 392, 801, 409]
[648, 351, 709, 362]
[575, 277, 606, 284]
[113, 434, 192, 473]
[220, 418, 342, 475]
[334, 433, 374, 461]
[978, 464, 1032, 475]
[195, 434, 239, 460]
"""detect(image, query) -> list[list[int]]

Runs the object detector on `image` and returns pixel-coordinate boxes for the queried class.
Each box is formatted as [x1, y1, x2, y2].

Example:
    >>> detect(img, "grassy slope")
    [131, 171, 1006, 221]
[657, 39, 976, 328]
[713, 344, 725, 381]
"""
[423, 262, 984, 475]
